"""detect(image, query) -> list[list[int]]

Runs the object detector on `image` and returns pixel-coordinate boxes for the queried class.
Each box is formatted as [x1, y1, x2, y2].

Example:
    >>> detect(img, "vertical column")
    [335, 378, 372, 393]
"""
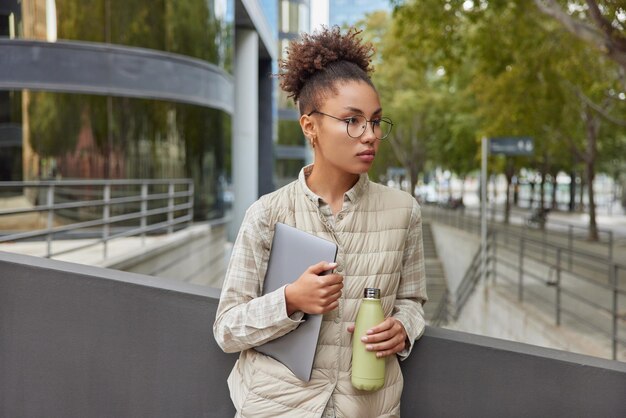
[230, 29, 259, 241]
[258, 57, 275, 197]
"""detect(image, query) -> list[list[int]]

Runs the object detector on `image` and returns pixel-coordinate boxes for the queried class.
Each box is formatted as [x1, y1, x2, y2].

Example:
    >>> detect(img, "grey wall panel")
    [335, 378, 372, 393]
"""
[0, 251, 236, 418]
[402, 327, 626, 417]
[0, 39, 234, 113]
[1, 251, 626, 417]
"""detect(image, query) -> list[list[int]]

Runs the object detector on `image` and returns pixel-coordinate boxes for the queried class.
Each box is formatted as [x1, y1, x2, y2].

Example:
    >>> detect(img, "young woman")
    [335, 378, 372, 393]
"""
[213, 26, 427, 418]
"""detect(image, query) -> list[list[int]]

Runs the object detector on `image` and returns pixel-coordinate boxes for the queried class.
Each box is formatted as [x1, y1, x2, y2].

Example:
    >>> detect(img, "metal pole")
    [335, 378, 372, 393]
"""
[608, 230, 614, 267]
[103, 184, 110, 259]
[505, 221, 509, 246]
[568, 224, 573, 270]
[518, 239, 525, 302]
[481, 137, 488, 283]
[492, 231, 497, 284]
[556, 248, 561, 326]
[168, 182, 174, 235]
[611, 264, 618, 361]
[542, 224, 547, 262]
[141, 183, 148, 246]
[489, 180, 496, 222]
[188, 181, 194, 225]
[46, 185, 54, 258]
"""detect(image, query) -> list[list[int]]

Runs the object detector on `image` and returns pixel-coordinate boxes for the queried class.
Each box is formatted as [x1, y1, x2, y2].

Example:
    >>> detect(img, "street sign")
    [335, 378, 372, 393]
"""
[387, 167, 407, 177]
[489, 137, 534, 156]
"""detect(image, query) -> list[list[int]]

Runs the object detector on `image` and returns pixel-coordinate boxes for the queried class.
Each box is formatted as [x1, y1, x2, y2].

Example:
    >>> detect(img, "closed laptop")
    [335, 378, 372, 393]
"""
[254, 223, 338, 382]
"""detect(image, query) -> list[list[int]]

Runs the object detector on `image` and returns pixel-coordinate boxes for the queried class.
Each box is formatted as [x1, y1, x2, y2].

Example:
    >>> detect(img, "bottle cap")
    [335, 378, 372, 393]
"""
[363, 288, 381, 299]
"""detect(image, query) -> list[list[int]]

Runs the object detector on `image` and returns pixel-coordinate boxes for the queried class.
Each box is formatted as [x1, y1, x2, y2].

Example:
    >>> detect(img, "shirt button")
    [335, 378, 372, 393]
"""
[336, 266, 343, 273]
[337, 214, 344, 220]
[334, 318, 340, 324]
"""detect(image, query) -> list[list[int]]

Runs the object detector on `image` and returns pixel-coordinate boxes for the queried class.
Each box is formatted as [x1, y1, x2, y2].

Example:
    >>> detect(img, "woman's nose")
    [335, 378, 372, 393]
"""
[360, 122, 377, 143]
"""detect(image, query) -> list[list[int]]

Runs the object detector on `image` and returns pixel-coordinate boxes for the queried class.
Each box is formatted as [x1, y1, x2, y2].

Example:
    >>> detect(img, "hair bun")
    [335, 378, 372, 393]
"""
[279, 26, 374, 103]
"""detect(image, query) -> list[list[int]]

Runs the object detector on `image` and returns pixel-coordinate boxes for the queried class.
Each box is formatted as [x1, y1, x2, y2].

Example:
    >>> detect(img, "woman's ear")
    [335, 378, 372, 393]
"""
[300, 113, 317, 144]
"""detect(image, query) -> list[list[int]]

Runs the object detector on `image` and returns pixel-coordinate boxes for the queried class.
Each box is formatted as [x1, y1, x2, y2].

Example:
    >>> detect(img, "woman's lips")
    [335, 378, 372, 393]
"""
[356, 150, 375, 162]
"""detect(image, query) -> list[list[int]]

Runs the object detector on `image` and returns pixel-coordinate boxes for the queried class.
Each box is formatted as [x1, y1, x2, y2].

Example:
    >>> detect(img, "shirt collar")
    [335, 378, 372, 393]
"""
[298, 164, 369, 207]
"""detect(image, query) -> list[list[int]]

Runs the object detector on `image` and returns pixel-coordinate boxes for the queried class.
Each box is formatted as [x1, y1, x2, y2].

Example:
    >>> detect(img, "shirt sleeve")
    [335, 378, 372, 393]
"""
[213, 200, 304, 353]
[392, 199, 428, 360]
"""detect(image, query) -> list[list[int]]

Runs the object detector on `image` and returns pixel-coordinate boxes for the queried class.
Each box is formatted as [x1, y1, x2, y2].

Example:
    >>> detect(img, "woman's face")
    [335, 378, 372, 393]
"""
[303, 80, 383, 176]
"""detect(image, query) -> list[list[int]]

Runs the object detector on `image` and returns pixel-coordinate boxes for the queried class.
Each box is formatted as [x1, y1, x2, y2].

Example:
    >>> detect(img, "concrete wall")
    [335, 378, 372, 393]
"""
[0, 252, 236, 418]
[105, 222, 227, 288]
[2, 251, 626, 417]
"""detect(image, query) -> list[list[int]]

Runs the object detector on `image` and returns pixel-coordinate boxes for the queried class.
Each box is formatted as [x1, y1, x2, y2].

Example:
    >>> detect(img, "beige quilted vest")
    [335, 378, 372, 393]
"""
[229, 175, 421, 418]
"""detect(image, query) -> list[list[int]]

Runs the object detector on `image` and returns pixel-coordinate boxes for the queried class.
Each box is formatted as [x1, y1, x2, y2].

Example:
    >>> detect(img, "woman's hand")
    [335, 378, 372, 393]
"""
[347, 317, 407, 358]
[285, 261, 343, 316]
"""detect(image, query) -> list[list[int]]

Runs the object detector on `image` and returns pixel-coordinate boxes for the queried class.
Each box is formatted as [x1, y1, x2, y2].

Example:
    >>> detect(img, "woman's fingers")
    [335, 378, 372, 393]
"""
[362, 319, 400, 342]
[365, 317, 395, 335]
[287, 265, 344, 315]
[355, 318, 407, 357]
[372, 341, 406, 358]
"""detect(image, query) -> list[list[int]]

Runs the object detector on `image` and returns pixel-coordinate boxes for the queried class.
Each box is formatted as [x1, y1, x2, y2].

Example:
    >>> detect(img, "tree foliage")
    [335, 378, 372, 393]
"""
[362, 0, 626, 238]
[534, 0, 626, 75]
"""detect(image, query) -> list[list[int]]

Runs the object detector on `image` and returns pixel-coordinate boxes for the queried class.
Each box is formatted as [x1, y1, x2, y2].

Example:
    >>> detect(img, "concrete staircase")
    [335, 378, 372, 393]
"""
[422, 222, 449, 325]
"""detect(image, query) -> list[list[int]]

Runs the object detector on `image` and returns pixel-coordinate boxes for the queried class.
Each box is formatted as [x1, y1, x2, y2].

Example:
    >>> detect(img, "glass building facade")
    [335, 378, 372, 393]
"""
[275, 0, 309, 187]
[0, 0, 238, 220]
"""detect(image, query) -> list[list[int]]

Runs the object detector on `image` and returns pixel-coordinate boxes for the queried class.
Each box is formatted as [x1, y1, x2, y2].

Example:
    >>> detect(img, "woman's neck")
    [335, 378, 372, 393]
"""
[306, 164, 360, 214]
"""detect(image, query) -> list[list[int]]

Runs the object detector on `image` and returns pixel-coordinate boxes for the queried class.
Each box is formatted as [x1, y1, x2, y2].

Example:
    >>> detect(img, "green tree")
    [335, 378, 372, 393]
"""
[534, 0, 626, 74]
[388, 0, 625, 238]
[359, 9, 479, 195]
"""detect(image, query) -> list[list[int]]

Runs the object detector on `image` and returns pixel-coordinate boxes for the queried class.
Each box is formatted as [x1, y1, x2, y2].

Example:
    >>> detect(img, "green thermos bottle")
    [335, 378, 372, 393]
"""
[351, 288, 385, 391]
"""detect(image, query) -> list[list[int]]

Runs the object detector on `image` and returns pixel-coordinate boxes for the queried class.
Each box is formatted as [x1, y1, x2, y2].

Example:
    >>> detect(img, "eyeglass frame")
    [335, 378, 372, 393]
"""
[306, 110, 394, 140]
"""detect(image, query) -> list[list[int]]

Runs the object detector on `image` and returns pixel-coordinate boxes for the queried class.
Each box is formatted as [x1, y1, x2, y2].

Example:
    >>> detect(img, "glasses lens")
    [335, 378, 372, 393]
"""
[346, 115, 367, 138]
[375, 119, 392, 140]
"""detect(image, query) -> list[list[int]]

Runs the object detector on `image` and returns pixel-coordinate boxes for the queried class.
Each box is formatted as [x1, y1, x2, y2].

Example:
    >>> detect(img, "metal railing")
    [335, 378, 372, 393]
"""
[491, 229, 626, 361]
[424, 205, 626, 361]
[467, 204, 618, 263]
[429, 290, 449, 327]
[0, 179, 194, 259]
[426, 204, 621, 285]
[450, 239, 493, 320]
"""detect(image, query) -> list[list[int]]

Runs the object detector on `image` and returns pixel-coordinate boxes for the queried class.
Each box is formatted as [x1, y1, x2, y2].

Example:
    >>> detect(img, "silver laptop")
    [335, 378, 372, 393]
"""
[254, 223, 338, 382]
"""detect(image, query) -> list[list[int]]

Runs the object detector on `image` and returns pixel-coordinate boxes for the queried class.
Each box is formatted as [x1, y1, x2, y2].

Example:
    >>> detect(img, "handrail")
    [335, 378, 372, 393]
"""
[424, 205, 626, 273]
[493, 233, 626, 360]
[0, 179, 194, 259]
[424, 205, 625, 361]
[462, 204, 619, 257]
[452, 238, 492, 320]
[493, 233, 621, 290]
[428, 289, 449, 327]
[0, 179, 193, 186]
[0, 191, 191, 217]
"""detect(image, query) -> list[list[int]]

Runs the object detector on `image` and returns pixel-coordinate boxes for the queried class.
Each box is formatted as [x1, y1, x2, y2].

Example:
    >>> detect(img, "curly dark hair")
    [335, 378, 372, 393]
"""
[278, 26, 376, 115]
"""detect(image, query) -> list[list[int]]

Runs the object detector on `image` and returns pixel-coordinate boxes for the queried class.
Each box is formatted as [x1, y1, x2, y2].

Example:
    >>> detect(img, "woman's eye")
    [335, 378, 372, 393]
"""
[346, 116, 362, 125]
[372, 119, 382, 126]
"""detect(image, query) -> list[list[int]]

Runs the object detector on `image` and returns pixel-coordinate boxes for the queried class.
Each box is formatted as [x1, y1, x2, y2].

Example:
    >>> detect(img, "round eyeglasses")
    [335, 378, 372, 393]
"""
[307, 110, 393, 140]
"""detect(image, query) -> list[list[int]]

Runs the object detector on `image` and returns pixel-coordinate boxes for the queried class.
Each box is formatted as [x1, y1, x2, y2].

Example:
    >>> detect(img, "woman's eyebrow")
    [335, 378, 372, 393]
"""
[343, 106, 383, 115]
